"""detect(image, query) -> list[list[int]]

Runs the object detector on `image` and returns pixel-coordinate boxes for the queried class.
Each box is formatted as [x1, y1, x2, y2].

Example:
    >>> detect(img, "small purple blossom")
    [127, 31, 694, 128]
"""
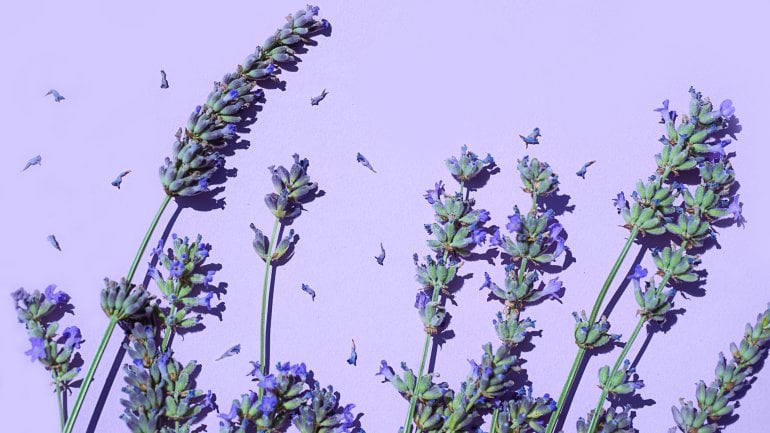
[720, 99, 735, 118]
[479, 272, 492, 291]
[301, 283, 316, 301]
[203, 270, 216, 285]
[202, 390, 215, 409]
[576, 160, 596, 179]
[150, 239, 164, 258]
[424, 181, 444, 204]
[472, 228, 487, 245]
[265, 63, 276, 74]
[553, 236, 566, 258]
[728, 195, 743, 225]
[157, 351, 171, 373]
[541, 278, 563, 300]
[506, 214, 522, 233]
[477, 209, 491, 223]
[654, 99, 674, 122]
[216, 344, 241, 361]
[44, 284, 69, 305]
[612, 192, 627, 213]
[198, 292, 214, 310]
[47, 234, 61, 251]
[247, 361, 261, 377]
[25, 337, 46, 362]
[375, 360, 395, 382]
[169, 260, 184, 278]
[62, 326, 84, 350]
[414, 291, 429, 310]
[489, 228, 503, 246]
[259, 393, 278, 414]
[347, 340, 357, 366]
[627, 265, 648, 282]
[258, 374, 277, 391]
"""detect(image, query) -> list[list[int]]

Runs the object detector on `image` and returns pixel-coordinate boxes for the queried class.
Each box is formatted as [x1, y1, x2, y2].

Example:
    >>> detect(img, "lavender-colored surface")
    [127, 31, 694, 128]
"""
[1, 1, 768, 432]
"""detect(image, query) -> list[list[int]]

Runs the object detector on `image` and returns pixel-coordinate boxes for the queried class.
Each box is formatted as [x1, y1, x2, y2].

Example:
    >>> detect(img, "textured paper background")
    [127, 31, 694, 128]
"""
[1, 1, 769, 432]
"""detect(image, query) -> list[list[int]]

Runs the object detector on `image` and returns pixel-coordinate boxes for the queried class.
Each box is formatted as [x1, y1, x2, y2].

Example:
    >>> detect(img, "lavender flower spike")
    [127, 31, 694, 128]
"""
[159, 5, 328, 197]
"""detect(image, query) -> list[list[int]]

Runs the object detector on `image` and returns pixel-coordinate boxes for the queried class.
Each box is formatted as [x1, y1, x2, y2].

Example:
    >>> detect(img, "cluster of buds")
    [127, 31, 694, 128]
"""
[121, 323, 212, 432]
[445, 144, 495, 182]
[220, 362, 310, 433]
[572, 311, 620, 350]
[219, 361, 359, 433]
[292, 383, 356, 433]
[492, 206, 566, 264]
[597, 360, 644, 397]
[148, 233, 217, 331]
[263, 154, 318, 221]
[414, 253, 460, 295]
[101, 278, 153, 321]
[494, 386, 556, 433]
[517, 156, 559, 197]
[670, 304, 770, 433]
[159, 5, 328, 197]
[481, 266, 563, 313]
[617, 88, 742, 248]
[576, 406, 634, 433]
[380, 344, 520, 433]
[11, 285, 82, 388]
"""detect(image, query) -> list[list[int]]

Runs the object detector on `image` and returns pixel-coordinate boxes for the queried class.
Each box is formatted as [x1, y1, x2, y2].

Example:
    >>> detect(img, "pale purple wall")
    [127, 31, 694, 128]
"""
[1, 1, 769, 432]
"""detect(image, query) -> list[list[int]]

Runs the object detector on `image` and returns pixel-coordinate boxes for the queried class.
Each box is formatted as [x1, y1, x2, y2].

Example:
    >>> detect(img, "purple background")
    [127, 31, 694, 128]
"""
[1, 1, 769, 432]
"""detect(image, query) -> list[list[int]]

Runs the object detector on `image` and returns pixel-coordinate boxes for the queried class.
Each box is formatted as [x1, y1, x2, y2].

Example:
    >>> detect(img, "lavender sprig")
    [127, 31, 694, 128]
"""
[546, 88, 741, 433]
[148, 233, 218, 351]
[12, 285, 82, 429]
[493, 386, 556, 433]
[60, 8, 329, 433]
[483, 154, 565, 433]
[392, 145, 494, 433]
[670, 305, 770, 433]
[575, 405, 634, 433]
[159, 6, 328, 198]
[219, 361, 358, 433]
[580, 89, 741, 433]
[251, 153, 318, 385]
[120, 322, 213, 433]
[379, 343, 520, 433]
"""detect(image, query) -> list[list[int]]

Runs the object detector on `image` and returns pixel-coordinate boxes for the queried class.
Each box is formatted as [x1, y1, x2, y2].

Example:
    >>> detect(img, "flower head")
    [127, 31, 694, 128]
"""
[24, 337, 46, 362]
[506, 213, 522, 233]
[44, 285, 69, 306]
[424, 181, 444, 204]
[720, 99, 735, 118]
[62, 326, 84, 350]
[472, 228, 487, 245]
[375, 360, 395, 382]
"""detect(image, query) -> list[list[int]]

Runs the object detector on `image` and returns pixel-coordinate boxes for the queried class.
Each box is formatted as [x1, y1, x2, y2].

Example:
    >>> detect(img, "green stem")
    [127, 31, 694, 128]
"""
[404, 181, 466, 433]
[62, 317, 118, 433]
[161, 304, 178, 352]
[518, 257, 528, 285]
[490, 408, 500, 433]
[586, 318, 644, 433]
[491, 193, 538, 430]
[127, 195, 173, 284]
[585, 273, 671, 433]
[404, 250, 452, 432]
[402, 332, 432, 433]
[544, 225, 640, 433]
[62, 195, 173, 433]
[258, 217, 281, 397]
[55, 377, 64, 431]
[587, 225, 639, 324]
